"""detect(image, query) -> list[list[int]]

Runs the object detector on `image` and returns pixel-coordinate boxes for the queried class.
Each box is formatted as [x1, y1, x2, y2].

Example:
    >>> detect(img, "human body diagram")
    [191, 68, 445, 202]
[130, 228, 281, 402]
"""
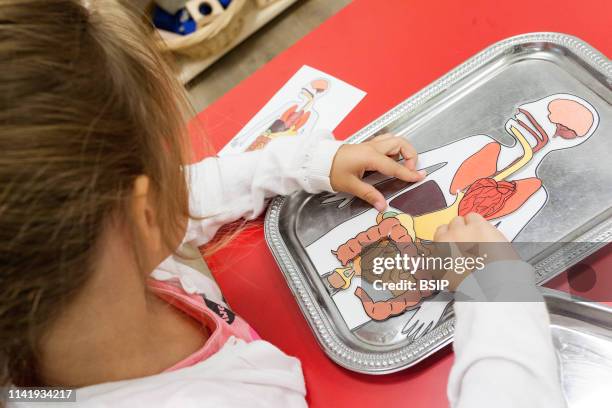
[229, 79, 329, 152]
[305, 94, 599, 337]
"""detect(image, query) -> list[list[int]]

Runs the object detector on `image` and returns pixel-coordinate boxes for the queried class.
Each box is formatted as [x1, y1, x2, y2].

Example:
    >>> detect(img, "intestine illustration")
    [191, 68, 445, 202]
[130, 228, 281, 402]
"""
[230, 79, 329, 152]
[305, 93, 599, 337]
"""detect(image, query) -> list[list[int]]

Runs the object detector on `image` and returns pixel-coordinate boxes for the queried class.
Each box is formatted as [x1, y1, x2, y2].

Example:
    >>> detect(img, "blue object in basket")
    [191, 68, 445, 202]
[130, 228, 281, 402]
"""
[198, 0, 232, 15]
[153, 6, 196, 35]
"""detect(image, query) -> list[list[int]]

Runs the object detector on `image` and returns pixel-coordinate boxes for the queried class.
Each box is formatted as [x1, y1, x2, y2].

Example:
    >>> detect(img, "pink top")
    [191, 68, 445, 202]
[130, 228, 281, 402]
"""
[148, 278, 260, 371]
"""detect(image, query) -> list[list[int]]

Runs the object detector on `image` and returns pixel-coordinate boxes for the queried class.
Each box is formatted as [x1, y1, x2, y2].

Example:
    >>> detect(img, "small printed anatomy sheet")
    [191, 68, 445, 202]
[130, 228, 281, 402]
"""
[219, 65, 366, 155]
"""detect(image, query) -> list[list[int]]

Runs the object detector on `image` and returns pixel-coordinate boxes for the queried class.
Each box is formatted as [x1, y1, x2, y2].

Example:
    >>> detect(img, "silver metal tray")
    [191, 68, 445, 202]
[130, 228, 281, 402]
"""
[265, 32, 612, 374]
[545, 289, 612, 408]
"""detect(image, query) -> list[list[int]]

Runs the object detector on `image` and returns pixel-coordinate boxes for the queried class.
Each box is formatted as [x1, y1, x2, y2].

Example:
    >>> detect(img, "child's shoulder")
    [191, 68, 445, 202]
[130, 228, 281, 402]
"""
[152, 255, 226, 306]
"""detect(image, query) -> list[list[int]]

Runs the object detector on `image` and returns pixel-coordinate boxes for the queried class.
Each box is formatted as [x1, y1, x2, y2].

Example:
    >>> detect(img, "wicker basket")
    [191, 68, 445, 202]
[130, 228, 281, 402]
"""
[155, 0, 248, 58]
[254, 0, 279, 8]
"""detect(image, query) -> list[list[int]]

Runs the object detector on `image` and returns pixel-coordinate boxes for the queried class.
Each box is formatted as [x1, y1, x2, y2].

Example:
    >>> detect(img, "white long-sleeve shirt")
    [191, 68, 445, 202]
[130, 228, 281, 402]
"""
[14, 131, 564, 407]
[449, 261, 566, 408]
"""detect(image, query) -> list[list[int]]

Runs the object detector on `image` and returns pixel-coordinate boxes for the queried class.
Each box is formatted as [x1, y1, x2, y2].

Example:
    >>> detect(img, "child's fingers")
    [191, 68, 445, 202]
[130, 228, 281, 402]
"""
[382, 138, 418, 170]
[399, 142, 417, 162]
[348, 177, 386, 211]
[465, 212, 485, 225]
[370, 133, 394, 142]
[434, 224, 449, 241]
[401, 147, 417, 170]
[368, 135, 419, 170]
[373, 137, 417, 160]
[368, 153, 424, 182]
[449, 215, 466, 230]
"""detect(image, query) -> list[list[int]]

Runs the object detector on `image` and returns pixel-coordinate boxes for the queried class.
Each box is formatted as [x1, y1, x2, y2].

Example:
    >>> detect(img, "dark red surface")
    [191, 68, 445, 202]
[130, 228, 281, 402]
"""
[191, 0, 612, 406]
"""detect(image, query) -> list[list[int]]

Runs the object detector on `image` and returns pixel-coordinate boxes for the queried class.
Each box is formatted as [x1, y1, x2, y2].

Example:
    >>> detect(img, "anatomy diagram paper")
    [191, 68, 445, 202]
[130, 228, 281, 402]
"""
[219, 65, 366, 155]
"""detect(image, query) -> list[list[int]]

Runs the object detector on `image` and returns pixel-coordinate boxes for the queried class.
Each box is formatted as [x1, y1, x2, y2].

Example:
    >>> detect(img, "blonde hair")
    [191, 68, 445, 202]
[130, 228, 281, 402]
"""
[0, 0, 193, 385]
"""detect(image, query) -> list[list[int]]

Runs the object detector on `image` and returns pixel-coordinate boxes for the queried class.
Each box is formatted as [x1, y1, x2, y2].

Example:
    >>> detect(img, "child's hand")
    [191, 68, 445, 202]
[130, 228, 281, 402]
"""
[330, 134, 425, 211]
[434, 213, 518, 262]
[433, 213, 519, 290]
[434, 213, 508, 244]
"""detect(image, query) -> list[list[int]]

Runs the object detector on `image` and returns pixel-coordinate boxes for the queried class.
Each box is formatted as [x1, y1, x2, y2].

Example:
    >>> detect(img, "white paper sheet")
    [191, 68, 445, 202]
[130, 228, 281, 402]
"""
[219, 65, 366, 155]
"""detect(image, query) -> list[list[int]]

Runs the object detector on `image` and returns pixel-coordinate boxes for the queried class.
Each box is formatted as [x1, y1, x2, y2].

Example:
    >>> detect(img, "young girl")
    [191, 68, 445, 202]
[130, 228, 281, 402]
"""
[0, 1, 564, 407]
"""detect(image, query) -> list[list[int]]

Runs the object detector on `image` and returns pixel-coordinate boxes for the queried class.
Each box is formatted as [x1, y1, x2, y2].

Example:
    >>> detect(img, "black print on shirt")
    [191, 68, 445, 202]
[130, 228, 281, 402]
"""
[202, 297, 236, 324]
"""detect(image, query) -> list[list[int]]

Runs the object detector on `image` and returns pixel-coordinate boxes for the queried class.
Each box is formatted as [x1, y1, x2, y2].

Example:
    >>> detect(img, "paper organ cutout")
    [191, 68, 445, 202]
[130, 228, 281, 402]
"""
[305, 94, 600, 336]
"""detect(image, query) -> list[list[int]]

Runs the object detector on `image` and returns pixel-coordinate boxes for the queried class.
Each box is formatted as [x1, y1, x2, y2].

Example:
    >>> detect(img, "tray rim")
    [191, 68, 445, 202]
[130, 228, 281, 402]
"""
[264, 32, 612, 374]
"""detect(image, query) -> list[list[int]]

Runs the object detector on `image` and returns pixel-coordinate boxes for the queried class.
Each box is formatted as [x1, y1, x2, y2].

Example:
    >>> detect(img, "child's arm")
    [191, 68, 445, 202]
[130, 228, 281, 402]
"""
[434, 214, 565, 408]
[449, 282, 564, 408]
[184, 132, 423, 246]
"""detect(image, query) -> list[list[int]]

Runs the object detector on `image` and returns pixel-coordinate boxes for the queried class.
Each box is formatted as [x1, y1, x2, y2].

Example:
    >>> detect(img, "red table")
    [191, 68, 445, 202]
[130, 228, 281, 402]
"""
[191, 1, 612, 406]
